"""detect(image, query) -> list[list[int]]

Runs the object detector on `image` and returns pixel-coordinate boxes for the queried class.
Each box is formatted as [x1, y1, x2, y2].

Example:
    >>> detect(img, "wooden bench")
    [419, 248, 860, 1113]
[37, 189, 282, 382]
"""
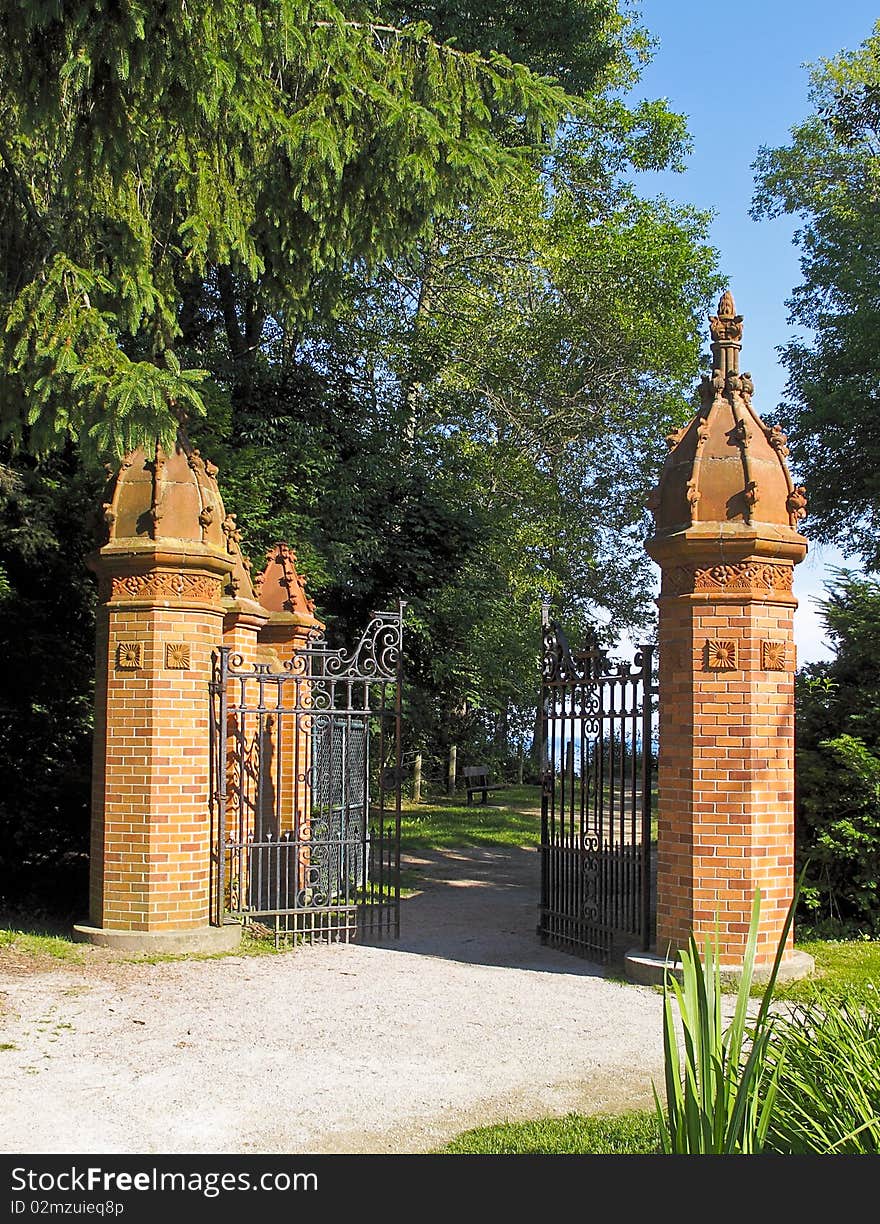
[463, 766, 507, 805]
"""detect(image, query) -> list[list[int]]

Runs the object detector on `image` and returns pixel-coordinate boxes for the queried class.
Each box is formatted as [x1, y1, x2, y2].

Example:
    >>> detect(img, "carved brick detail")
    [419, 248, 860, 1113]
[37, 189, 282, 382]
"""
[116, 642, 143, 670]
[109, 572, 223, 603]
[165, 642, 191, 670]
[706, 639, 738, 670]
[762, 640, 786, 671]
[663, 562, 794, 597]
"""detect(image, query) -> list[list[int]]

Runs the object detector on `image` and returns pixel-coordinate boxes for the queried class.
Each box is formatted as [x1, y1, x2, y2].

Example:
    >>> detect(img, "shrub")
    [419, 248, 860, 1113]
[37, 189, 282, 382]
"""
[796, 734, 880, 932]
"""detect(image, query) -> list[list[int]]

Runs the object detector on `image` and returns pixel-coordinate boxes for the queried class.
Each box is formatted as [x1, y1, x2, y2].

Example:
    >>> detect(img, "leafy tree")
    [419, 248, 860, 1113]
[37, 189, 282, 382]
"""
[388, 0, 630, 95]
[0, 1, 722, 909]
[752, 21, 880, 569]
[794, 570, 880, 932]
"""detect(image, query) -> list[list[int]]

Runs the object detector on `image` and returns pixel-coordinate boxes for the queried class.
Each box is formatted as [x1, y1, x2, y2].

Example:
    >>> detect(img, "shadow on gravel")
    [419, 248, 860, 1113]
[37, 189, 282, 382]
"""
[360, 843, 609, 979]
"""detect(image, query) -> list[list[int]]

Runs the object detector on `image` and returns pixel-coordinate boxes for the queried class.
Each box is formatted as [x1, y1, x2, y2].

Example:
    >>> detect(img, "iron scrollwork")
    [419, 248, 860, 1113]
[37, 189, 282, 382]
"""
[542, 616, 610, 685]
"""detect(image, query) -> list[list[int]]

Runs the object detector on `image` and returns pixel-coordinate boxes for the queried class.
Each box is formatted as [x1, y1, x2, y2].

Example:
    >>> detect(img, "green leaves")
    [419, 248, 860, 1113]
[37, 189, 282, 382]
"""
[751, 20, 880, 567]
[1, 253, 205, 457]
[654, 888, 796, 1155]
[795, 570, 880, 933]
[764, 987, 880, 1154]
[0, 0, 579, 461]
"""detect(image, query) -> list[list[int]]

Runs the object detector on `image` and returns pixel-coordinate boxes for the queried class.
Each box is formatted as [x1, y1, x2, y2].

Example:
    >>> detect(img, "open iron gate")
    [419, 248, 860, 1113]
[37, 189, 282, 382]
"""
[539, 608, 655, 962]
[209, 607, 404, 944]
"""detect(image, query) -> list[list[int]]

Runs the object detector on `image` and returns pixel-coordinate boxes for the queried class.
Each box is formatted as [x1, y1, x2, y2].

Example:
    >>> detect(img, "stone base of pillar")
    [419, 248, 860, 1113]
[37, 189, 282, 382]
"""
[72, 922, 242, 955]
[623, 946, 815, 988]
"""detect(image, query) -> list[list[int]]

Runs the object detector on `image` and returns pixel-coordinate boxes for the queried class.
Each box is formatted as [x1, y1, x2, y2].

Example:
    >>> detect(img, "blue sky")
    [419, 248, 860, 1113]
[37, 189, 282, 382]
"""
[626, 1, 879, 664]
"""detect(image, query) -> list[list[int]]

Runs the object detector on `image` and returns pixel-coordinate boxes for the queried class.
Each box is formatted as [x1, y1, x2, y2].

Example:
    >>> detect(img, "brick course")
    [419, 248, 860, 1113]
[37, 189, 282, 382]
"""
[654, 584, 798, 964]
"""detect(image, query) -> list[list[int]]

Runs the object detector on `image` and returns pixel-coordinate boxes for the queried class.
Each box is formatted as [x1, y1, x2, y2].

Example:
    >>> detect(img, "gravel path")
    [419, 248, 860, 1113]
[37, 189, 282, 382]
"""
[0, 844, 667, 1154]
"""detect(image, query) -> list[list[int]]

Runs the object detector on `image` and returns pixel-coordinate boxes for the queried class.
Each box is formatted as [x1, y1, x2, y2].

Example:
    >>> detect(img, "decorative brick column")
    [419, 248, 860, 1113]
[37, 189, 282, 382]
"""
[636, 291, 813, 977]
[75, 437, 246, 952]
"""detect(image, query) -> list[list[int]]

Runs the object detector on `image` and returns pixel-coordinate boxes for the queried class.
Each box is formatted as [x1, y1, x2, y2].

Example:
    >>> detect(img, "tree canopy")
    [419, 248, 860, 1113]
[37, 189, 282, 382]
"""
[0, 0, 580, 460]
[752, 20, 880, 569]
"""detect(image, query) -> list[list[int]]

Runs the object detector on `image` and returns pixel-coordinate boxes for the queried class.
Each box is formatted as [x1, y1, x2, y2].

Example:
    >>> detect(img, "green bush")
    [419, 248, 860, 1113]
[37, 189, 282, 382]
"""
[794, 571, 880, 935]
[796, 734, 880, 932]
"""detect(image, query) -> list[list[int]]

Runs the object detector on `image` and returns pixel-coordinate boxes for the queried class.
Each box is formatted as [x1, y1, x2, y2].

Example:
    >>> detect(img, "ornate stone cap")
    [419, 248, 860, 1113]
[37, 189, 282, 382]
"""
[97, 430, 257, 602]
[254, 542, 322, 629]
[646, 290, 808, 541]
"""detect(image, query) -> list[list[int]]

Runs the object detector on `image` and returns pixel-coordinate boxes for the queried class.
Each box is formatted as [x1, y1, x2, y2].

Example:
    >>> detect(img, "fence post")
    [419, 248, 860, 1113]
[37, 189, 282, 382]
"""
[413, 752, 422, 804]
[447, 744, 457, 796]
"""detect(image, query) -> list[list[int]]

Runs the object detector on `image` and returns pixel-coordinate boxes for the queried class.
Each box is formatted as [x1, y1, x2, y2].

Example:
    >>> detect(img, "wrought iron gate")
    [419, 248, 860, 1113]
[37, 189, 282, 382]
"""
[209, 607, 404, 944]
[539, 609, 655, 962]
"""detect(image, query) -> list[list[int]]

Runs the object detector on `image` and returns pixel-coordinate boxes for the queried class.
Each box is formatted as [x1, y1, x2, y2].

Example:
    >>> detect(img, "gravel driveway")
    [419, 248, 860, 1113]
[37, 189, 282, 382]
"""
[0, 844, 667, 1154]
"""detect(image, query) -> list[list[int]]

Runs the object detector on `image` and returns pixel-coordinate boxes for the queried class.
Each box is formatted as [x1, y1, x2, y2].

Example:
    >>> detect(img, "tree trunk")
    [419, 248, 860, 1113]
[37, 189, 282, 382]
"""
[447, 744, 457, 796]
[413, 753, 422, 804]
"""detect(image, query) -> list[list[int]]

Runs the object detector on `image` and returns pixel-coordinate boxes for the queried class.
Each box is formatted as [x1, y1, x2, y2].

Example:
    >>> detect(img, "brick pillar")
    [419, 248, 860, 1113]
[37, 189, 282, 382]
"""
[76, 542, 240, 952]
[633, 288, 813, 979]
[648, 534, 804, 967]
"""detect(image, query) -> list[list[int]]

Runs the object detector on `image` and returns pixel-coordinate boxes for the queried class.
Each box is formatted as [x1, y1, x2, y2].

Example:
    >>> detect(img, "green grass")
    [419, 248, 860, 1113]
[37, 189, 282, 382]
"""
[122, 928, 296, 963]
[439, 1110, 659, 1154]
[0, 922, 332, 964]
[0, 928, 86, 963]
[775, 937, 880, 1002]
[400, 785, 542, 853]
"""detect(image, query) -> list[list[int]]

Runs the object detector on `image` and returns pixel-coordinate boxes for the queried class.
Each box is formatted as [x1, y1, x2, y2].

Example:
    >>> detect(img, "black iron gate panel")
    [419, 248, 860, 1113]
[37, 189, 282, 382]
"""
[209, 607, 403, 944]
[539, 609, 655, 963]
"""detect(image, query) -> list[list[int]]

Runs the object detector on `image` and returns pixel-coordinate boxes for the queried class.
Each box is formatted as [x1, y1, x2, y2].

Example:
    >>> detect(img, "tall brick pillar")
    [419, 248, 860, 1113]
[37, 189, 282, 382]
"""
[638, 290, 813, 976]
[75, 434, 250, 952]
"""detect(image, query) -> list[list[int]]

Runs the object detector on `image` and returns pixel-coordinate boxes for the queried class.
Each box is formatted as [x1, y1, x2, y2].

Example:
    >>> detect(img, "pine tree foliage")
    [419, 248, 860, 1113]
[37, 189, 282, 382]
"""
[0, 0, 575, 460]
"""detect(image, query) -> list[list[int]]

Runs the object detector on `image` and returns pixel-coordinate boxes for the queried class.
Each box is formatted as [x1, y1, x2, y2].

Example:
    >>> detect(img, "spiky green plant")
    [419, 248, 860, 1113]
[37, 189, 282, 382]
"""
[764, 988, 880, 1154]
[653, 888, 796, 1153]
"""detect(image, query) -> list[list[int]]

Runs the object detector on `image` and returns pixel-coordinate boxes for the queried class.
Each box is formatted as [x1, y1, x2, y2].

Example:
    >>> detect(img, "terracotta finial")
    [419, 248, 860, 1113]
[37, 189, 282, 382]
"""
[709, 290, 744, 345]
[97, 429, 233, 554]
[254, 542, 318, 620]
[787, 486, 808, 524]
[647, 281, 808, 535]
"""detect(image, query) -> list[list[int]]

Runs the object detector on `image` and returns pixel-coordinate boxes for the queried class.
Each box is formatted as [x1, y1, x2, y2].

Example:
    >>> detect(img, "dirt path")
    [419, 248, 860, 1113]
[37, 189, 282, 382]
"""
[0, 844, 666, 1154]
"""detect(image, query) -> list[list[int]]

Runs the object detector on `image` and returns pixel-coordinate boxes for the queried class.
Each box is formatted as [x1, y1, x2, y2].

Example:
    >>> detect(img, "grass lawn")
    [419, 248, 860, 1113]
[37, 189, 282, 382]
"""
[776, 936, 880, 1002]
[0, 922, 290, 965]
[400, 785, 542, 854]
[439, 1110, 660, 1155]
